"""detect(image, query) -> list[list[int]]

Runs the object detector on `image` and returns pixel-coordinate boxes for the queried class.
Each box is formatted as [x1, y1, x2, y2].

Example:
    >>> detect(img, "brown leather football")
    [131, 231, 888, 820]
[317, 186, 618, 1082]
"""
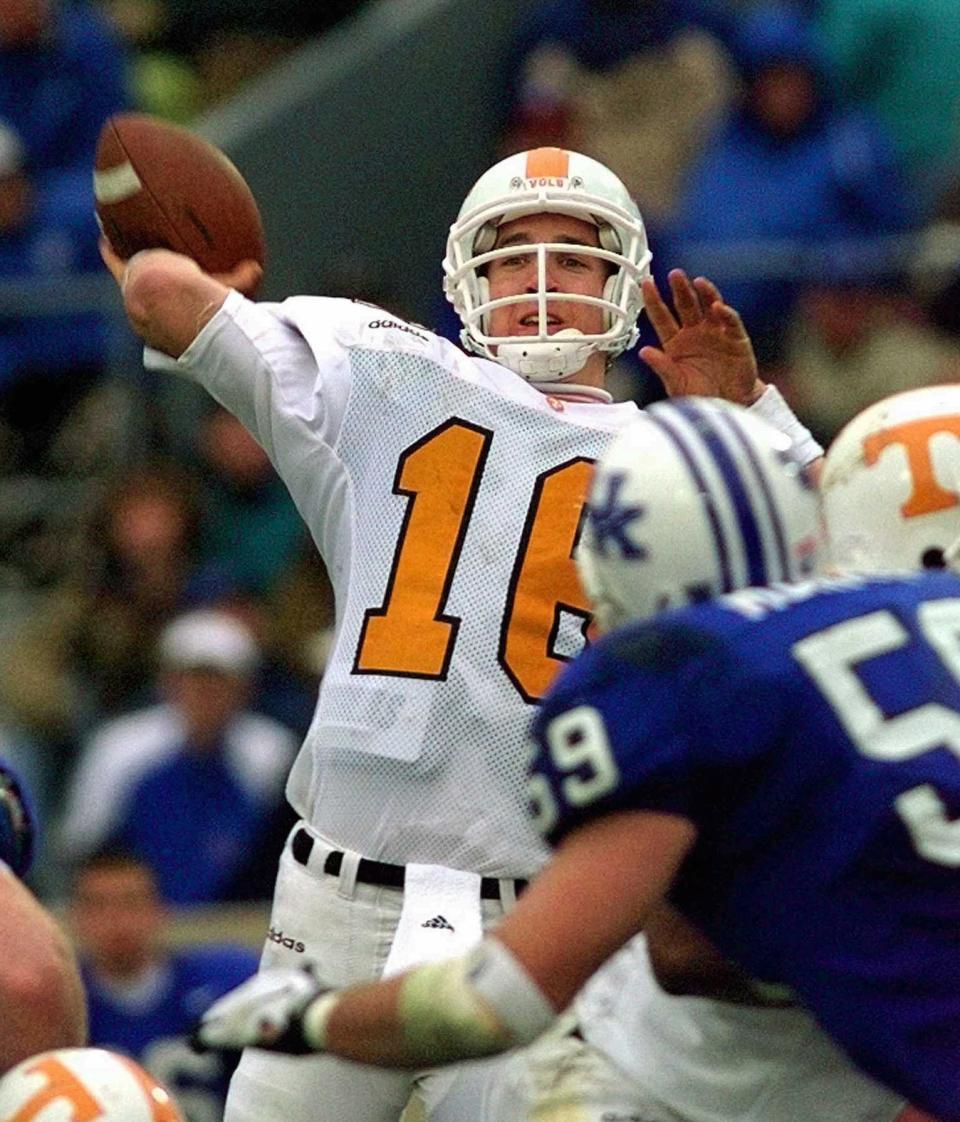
[94, 112, 266, 274]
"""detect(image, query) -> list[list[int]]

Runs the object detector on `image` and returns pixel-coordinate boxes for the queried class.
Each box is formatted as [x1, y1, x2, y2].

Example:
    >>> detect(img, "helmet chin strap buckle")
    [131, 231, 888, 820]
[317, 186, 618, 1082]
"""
[496, 329, 594, 382]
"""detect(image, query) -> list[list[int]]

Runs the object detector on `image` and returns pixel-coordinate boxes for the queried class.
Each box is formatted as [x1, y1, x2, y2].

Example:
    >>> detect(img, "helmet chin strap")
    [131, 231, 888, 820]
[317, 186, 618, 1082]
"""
[496, 328, 594, 381]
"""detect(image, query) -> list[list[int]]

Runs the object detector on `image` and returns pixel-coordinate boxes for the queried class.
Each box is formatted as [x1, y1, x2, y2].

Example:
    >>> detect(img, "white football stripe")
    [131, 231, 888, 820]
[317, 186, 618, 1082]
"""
[93, 161, 143, 204]
[665, 407, 750, 591]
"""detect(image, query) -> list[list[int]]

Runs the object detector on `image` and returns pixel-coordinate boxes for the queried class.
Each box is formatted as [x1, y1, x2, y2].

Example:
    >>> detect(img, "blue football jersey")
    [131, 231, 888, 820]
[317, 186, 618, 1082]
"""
[83, 945, 258, 1122]
[529, 570, 960, 1120]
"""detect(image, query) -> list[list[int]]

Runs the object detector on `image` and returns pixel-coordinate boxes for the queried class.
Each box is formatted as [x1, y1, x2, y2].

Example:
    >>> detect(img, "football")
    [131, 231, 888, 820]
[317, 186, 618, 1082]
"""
[93, 112, 266, 275]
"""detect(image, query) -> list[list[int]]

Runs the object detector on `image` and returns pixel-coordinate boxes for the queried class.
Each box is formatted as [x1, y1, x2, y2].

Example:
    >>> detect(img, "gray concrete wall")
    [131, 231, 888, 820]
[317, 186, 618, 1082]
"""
[198, 0, 537, 324]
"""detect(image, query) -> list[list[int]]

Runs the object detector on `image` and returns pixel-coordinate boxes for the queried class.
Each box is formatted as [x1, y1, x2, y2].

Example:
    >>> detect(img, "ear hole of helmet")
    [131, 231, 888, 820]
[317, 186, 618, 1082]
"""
[597, 222, 620, 252]
[473, 224, 497, 255]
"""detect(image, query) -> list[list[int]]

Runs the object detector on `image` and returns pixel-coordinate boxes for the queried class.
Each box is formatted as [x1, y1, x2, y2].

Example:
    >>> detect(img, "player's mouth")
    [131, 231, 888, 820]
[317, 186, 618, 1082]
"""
[516, 313, 564, 335]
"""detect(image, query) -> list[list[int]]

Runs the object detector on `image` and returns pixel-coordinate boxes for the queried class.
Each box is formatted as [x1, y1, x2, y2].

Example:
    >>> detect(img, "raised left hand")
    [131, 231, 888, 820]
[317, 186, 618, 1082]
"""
[640, 270, 765, 406]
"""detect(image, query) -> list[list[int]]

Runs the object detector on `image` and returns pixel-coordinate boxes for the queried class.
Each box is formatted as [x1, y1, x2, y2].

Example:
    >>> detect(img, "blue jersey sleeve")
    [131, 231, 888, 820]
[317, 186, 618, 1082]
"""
[0, 760, 34, 877]
[183, 945, 260, 996]
[528, 612, 787, 845]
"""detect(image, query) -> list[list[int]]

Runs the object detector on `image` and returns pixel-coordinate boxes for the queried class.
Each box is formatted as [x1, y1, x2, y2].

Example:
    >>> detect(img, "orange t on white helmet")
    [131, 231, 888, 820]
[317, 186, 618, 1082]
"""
[822, 385, 960, 575]
[0, 1048, 184, 1122]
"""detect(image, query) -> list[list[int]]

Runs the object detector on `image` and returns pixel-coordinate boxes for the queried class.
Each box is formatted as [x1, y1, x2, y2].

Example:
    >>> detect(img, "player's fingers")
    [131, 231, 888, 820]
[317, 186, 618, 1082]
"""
[99, 236, 127, 284]
[692, 275, 724, 308]
[216, 259, 263, 297]
[641, 277, 678, 343]
[714, 300, 749, 338]
[669, 269, 703, 326]
[639, 345, 679, 389]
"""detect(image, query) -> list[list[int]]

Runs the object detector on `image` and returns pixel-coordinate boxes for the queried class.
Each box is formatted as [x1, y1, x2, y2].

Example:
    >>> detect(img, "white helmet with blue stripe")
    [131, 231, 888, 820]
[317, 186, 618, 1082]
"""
[577, 397, 824, 631]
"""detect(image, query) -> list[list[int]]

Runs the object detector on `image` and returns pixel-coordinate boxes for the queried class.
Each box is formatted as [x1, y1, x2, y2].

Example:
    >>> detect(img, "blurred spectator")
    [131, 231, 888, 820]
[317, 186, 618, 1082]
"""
[59, 608, 297, 904]
[152, 0, 367, 108]
[0, 464, 234, 746]
[0, 119, 111, 474]
[664, 1, 917, 364]
[255, 542, 335, 739]
[159, 0, 360, 52]
[100, 0, 371, 117]
[817, 0, 960, 204]
[781, 279, 960, 446]
[910, 175, 960, 341]
[98, 0, 202, 123]
[194, 407, 306, 599]
[0, 0, 128, 186]
[70, 847, 258, 1122]
[501, 0, 732, 225]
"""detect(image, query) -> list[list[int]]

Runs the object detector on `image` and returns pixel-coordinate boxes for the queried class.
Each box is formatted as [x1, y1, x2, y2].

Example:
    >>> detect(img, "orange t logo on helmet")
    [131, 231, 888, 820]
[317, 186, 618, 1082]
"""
[9, 1057, 102, 1122]
[863, 415, 960, 518]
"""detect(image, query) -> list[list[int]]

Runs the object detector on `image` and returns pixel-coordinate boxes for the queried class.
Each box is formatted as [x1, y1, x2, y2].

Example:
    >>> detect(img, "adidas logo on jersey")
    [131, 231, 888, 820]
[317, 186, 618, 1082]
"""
[366, 318, 429, 343]
[268, 926, 306, 953]
[421, 915, 455, 932]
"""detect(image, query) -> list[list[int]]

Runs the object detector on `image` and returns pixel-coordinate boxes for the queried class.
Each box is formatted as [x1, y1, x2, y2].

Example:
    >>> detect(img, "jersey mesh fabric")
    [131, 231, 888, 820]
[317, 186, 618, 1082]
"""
[300, 346, 631, 876]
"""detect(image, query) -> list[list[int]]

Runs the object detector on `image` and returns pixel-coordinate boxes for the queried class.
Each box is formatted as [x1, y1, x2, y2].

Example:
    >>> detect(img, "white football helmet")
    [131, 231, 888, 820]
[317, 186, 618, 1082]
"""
[0, 1048, 184, 1121]
[577, 397, 823, 631]
[443, 147, 651, 383]
[821, 385, 960, 574]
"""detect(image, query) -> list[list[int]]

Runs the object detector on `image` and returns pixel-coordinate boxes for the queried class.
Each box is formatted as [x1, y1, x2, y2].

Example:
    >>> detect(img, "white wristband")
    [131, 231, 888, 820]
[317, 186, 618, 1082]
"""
[747, 385, 823, 467]
[396, 937, 556, 1063]
[303, 991, 339, 1050]
[466, 938, 556, 1045]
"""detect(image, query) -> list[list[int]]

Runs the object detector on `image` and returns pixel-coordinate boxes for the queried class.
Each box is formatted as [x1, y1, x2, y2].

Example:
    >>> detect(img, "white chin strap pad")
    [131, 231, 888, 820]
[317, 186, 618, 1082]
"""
[497, 329, 594, 382]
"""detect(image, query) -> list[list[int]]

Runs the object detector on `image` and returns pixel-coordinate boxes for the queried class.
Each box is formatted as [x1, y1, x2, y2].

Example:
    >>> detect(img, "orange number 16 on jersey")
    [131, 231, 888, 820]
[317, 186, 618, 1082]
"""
[353, 419, 594, 703]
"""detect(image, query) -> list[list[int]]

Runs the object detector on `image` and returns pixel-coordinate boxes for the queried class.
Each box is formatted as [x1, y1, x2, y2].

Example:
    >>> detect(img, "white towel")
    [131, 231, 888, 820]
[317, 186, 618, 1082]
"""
[382, 863, 484, 978]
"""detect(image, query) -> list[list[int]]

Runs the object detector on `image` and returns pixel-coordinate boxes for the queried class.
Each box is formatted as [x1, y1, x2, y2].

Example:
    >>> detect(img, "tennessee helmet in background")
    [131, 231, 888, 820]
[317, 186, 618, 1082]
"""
[0, 1048, 184, 1121]
[577, 397, 823, 631]
[822, 385, 960, 574]
[444, 147, 651, 382]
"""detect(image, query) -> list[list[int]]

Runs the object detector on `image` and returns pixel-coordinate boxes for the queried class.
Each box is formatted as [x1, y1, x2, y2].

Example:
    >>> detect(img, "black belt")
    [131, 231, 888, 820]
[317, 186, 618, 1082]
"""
[291, 828, 527, 901]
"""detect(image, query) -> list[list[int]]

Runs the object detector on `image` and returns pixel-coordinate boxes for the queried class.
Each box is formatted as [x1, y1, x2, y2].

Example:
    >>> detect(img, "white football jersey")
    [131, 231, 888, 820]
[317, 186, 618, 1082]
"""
[575, 938, 905, 1122]
[148, 294, 639, 876]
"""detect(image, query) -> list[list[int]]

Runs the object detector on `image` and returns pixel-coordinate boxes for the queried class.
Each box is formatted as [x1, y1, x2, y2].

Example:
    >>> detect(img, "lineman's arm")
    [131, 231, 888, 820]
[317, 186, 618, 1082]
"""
[195, 810, 695, 1068]
[0, 867, 87, 1071]
[100, 238, 262, 358]
[645, 903, 794, 1006]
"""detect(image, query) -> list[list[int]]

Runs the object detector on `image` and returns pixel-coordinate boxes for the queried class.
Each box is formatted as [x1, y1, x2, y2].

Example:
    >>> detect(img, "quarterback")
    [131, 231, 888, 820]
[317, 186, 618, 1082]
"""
[102, 147, 819, 1122]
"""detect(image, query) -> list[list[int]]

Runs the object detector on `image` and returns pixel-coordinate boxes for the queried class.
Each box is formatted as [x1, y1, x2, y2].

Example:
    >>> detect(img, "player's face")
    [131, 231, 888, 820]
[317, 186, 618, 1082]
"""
[162, 668, 248, 743]
[70, 864, 165, 975]
[485, 213, 608, 341]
